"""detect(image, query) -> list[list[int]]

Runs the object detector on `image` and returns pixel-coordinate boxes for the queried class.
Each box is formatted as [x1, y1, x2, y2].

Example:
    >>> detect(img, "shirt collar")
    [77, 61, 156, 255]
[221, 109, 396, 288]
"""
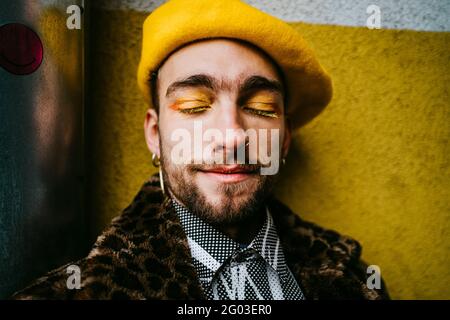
[171, 198, 290, 283]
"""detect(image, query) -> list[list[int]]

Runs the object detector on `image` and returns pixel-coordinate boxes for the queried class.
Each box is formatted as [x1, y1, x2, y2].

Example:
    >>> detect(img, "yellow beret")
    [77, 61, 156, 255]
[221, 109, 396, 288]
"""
[137, 0, 333, 128]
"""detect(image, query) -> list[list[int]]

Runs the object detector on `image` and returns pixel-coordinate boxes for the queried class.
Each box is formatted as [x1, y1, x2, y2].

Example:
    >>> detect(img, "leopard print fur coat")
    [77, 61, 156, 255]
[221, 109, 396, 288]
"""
[11, 175, 389, 300]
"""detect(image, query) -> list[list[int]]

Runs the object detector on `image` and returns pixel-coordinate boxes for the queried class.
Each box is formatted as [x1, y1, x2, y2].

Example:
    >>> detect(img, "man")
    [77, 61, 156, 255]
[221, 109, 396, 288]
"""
[12, 0, 388, 300]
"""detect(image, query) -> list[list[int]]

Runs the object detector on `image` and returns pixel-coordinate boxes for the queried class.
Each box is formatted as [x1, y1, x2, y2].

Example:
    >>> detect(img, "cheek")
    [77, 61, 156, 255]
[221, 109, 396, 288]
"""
[246, 119, 284, 155]
[159, 122, 196, 164]
[158, 110, 183, 146]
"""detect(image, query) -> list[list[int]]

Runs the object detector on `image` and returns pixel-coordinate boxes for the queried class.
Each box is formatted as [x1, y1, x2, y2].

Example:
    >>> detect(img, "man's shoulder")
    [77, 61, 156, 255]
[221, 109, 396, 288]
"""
[11, 177, 199, 300]
[268, 198, 389, 300]
[11, 207, 161, 300]
[268, 198, 362, 260]
[11, 234, 142, 300]
[11, 229, 149, 300]
[11, 259, 87, 300]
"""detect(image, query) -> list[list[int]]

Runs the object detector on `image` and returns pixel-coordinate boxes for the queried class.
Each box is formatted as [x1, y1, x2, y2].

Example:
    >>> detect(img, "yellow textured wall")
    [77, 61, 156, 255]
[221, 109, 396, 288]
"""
[86, 9, 450, 299]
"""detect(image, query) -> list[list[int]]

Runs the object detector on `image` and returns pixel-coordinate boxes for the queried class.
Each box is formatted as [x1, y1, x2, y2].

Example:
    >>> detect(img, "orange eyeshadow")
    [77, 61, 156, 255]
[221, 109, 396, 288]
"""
[169, 91, 212, 111]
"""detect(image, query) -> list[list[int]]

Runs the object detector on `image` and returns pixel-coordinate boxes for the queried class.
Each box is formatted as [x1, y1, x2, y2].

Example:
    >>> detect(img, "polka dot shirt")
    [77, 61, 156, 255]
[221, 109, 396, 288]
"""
[172, 199, 305, 300]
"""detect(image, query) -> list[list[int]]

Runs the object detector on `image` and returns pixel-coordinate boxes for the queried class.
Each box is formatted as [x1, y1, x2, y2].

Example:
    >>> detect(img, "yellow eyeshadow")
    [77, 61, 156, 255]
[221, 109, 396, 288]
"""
[245, 102, 278, 111]
[170, 100, 210, 109]
[170, 93, 212, 111]
[243, 93, 281, 118]
[246, 94, 281, 110]
[247, 93, 280, 103]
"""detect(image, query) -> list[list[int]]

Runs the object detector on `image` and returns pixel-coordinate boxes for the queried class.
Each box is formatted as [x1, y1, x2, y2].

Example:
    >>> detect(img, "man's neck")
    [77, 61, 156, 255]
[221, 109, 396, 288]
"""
[169, 190, 266, 245]
[209, 207, 266, 245]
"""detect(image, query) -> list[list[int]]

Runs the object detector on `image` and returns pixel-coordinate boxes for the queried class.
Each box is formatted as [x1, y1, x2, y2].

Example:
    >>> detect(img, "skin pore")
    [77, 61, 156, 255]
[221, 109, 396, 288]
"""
[144, 39, 291, 244]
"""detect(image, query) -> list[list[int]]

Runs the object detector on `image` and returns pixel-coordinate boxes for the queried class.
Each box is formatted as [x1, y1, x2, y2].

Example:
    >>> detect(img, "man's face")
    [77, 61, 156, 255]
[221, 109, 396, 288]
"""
[146, 39, 291, 225]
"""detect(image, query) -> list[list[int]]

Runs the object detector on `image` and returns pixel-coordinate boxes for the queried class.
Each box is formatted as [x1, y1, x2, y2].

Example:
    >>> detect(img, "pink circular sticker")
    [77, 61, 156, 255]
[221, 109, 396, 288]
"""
[0, 23, 44, 75]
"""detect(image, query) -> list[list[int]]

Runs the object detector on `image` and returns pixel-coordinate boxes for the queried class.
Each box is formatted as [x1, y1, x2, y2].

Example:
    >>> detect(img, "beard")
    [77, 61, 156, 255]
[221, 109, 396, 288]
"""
[159, 143, 279, 227]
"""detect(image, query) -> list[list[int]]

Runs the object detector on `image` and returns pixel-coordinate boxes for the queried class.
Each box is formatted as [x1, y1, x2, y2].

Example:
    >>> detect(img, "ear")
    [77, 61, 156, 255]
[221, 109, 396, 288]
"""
[144, 108, 160, 157]
[281, 117, 292, 159]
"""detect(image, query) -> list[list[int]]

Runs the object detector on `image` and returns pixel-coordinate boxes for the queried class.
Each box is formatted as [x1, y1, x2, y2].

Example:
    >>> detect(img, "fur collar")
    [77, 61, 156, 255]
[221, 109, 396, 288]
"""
[12, 175, 388, 300]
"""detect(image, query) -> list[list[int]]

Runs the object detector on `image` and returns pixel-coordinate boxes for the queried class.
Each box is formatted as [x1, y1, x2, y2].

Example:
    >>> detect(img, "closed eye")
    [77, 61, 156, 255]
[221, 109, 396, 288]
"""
[170, 100, 212, 114]
[178, 106, 211, 114]
[242, 102, 280, 118]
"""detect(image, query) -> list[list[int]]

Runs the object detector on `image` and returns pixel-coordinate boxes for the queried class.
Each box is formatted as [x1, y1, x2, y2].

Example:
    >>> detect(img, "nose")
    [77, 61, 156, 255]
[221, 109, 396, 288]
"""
[212, 99, 248, 162]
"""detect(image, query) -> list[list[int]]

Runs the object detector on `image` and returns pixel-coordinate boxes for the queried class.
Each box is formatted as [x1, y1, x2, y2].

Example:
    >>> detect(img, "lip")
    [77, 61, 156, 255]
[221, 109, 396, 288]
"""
[198, 165, 258, 183]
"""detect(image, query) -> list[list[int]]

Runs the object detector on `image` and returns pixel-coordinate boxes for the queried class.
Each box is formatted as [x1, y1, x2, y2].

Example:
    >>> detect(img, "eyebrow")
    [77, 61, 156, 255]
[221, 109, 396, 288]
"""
[238, 75, 284, 100]
[165, 74, 215, 97]
[165, 74, 284, 99]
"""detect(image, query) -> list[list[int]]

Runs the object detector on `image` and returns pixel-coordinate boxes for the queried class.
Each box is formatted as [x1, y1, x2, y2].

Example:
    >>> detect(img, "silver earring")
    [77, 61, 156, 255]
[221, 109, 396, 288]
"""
[158, 167, 165, 194]
[282, 158, 286, 165]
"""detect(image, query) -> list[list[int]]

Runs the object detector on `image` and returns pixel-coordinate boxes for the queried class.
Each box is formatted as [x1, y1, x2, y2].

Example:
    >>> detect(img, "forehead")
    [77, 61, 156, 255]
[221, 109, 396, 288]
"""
[158, 39, 282, 90]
